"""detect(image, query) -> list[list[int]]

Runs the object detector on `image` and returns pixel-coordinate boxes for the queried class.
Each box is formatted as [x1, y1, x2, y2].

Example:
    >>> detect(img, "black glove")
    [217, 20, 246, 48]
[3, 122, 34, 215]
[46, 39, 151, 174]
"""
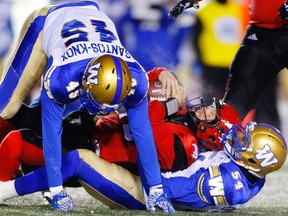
[168, 0, 199, 18]
[279, 1, 288, 20]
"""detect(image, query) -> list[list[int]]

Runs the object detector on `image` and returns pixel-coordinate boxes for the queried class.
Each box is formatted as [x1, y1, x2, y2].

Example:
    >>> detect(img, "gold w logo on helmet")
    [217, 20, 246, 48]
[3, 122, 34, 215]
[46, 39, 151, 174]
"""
[87, 63, 101, 85]
[255, 144, 279, 167]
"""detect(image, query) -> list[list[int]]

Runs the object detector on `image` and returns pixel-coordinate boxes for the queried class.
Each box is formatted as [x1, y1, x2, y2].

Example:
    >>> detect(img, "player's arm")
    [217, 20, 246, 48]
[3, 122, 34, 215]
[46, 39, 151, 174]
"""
[40, 88, 64, 189]
[147, 67, 168, 81]
[126, 98, 176, 213]
[93, 113, 126, 142]
[125, 68, 175, 213]
[126, 98, 160, 188]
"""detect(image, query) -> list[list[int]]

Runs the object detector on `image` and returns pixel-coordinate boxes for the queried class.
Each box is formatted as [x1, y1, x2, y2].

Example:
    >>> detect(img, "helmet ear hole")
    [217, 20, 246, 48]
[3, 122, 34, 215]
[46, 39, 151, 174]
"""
[200, 125, 206, 132]
[248, 158, 257, 164]
[208, 135, 216, 142]
[199, 123, 207, 132]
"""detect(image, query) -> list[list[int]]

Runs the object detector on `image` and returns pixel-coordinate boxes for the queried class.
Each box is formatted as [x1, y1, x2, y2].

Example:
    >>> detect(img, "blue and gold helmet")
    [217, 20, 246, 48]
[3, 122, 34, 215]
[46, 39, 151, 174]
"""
[80, 55, 132, 115]
[223, 122, 287, 178]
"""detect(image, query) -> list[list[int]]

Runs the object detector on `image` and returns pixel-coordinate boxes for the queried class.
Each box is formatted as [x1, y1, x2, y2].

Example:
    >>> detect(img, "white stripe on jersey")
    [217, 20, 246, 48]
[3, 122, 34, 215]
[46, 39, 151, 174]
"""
[161, 151, 231, 178]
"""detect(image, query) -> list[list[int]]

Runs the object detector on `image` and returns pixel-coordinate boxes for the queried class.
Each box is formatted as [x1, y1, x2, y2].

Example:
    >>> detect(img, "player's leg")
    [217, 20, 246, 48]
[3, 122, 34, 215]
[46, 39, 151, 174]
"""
[0, 131, 23, 181]
[0, 150, 81, 202]
[77, 149, 145, 210]
[0, 129, 44, 181]
[224, 33, 280, 119]
[0, 149, 145, 210]
[0, 7, 51, 119]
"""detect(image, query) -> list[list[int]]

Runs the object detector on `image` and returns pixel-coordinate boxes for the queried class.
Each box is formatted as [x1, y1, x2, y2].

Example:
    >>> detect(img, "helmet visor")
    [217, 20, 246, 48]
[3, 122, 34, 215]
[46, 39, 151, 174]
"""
[186, 97, 219, 123]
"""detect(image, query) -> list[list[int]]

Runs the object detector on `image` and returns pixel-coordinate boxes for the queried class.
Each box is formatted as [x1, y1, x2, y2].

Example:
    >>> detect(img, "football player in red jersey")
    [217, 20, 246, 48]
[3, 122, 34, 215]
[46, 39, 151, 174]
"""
[169, 0, 288, 130]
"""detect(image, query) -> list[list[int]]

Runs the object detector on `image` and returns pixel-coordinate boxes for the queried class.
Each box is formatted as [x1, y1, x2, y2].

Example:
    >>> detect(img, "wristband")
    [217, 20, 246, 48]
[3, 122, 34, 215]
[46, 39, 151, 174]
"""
[163, 98, 179, 116]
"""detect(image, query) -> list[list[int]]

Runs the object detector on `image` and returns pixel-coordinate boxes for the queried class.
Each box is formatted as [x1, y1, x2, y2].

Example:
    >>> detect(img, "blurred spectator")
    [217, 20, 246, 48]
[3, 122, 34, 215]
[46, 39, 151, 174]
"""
[117, 0, 193, 71]
[0, 0, 13, 75]
[191, 0, 248, 103]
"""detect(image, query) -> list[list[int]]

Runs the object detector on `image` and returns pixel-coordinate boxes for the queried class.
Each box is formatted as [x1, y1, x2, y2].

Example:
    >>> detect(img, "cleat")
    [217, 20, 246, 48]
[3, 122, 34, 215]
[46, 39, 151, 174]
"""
[41, 190, 51, 205]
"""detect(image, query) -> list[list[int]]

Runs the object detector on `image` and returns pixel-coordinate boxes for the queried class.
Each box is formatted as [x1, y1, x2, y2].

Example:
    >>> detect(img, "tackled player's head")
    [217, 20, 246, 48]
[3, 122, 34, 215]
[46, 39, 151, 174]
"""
[186, 97, 241, 151]
[222, 122, 287, 178]
[80, 55, 132, 115]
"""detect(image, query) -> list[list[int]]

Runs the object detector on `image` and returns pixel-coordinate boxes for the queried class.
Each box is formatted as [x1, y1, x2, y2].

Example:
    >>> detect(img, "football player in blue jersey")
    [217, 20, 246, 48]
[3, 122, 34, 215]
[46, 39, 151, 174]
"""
[0, 122, 286, 212]
[0, 1, 175, 213]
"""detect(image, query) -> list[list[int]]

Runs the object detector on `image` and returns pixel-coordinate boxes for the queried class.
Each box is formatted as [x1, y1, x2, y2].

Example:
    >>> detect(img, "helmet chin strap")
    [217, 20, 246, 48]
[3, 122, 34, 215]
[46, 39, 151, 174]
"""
[247, 168, 262, 178]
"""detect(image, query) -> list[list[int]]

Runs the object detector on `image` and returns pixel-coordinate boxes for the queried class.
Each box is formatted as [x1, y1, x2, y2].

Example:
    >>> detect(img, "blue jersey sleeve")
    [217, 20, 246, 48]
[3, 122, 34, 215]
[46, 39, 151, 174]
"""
[125, 62, 162, 190]
[126, 98, 162, 191]
[41, 87, 65, 187]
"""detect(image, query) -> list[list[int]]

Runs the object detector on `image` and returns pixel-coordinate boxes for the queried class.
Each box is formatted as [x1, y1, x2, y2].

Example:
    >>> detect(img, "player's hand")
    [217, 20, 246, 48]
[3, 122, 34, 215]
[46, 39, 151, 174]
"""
[49, 190, 73, 211]
[279, 1, 288, 20]
[168, 0, 200, 18]
[147, 184, 176, 214]
[158, 70, 181, 99]
[172, 85, 186, 107]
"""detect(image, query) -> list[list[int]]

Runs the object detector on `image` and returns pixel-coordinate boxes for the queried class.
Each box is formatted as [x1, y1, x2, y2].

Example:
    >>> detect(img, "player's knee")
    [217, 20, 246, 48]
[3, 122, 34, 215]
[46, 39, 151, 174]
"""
[62, 150, 83, 175]
[77, 149, 95, 159]
[0, 130, 23, 160]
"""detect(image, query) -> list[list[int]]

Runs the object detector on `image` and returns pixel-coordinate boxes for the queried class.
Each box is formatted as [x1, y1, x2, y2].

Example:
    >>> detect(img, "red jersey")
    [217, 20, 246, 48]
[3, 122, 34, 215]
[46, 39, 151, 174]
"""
[248, 0, 288, 28]
[94, 100, 198, 171]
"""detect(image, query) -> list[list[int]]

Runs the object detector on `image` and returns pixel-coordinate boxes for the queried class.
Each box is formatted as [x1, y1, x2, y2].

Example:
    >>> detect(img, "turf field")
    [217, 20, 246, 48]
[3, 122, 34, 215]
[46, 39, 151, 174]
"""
[1, 163, 287, 216]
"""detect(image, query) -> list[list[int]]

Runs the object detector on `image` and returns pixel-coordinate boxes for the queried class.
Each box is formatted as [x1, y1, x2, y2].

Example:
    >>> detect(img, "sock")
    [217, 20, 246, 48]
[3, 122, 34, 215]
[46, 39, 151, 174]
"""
[0, 180, 18, 201]
[14, 165, 50, 196]
[50, 185, 63, 197]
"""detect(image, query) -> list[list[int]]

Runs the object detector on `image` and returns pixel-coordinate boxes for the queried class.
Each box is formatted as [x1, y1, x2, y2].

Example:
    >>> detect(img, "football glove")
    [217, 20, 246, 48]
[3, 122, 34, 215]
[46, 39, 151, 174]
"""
[279, 1, 288, 20]
[49, 190, 73, 211]
[168, 0, 200, 18]
[147, 184, 176, 214]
